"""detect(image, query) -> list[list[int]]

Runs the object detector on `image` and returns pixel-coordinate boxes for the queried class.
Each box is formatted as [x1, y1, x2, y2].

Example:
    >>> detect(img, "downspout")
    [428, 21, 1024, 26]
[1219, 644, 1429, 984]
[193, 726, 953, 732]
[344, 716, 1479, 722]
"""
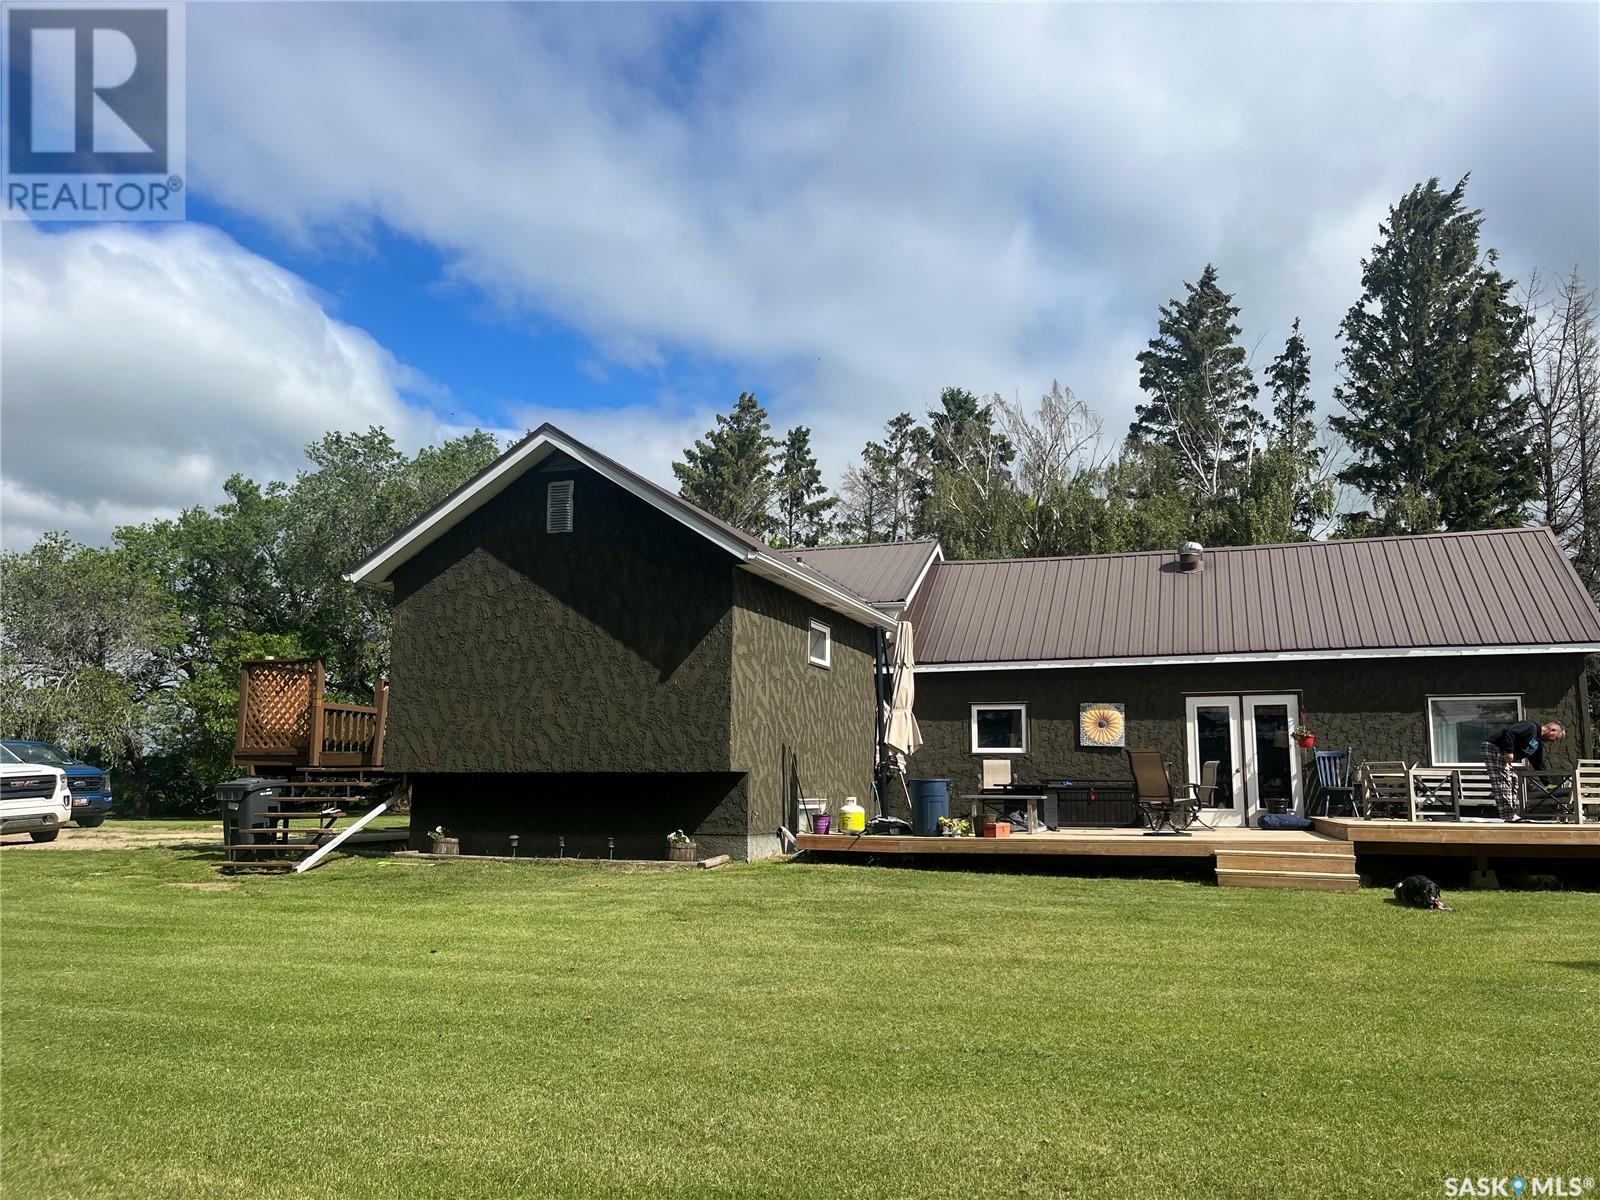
[874, 626, 888, 815]
[1581, 662, 1595, 760]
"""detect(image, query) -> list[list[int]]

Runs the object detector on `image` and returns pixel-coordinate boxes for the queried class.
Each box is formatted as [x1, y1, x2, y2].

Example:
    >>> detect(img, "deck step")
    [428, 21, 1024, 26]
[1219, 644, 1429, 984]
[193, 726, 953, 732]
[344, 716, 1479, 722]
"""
[1215, 867, 1360, 892]
[1214, 849, 1357, 874]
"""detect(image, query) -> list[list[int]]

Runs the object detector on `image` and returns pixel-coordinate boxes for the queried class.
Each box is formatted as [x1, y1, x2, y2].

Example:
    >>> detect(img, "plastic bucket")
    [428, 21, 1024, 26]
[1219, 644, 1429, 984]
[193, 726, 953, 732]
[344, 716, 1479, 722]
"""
[814, 813, 831, 835]
[908, 778, 952, 837]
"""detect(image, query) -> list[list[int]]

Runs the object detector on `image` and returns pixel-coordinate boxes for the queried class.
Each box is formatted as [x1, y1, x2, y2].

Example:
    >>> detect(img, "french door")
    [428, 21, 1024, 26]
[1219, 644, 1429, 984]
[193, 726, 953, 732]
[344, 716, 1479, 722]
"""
[1184, 694, 1302, 827]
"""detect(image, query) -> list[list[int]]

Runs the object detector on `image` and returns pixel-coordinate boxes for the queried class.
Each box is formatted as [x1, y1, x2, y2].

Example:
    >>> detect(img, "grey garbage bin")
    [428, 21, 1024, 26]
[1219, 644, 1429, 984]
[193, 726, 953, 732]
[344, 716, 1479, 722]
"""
[217, 777, 283, 850]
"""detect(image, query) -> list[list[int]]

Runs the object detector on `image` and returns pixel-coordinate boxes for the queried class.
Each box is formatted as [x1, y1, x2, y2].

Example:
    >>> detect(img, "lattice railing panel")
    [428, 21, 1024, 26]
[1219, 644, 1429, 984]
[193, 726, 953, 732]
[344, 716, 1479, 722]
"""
[241, 662, 315, 751]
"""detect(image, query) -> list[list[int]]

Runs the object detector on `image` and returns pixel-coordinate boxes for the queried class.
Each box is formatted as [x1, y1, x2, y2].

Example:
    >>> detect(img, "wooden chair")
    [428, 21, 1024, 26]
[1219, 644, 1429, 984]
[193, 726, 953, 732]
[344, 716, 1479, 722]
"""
[1311, 750, 1356, 816]
[1126, 748, 1189, 835]
[1406, 766, 1461, 822]
[1574, 761, 1600, 825]
[1356, 761, 1410, 819]
[1452, 768, 1497, 816]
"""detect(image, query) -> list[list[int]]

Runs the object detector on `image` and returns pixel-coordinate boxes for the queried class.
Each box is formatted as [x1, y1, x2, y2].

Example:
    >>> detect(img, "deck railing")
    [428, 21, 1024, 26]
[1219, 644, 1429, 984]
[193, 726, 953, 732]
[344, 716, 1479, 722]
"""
[235, 659, 389, 770]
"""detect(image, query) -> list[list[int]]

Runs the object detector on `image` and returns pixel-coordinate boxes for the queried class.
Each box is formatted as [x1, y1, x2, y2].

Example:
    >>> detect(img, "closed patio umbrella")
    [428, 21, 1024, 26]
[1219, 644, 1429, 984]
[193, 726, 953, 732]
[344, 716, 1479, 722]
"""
[883, 621, 922, 757]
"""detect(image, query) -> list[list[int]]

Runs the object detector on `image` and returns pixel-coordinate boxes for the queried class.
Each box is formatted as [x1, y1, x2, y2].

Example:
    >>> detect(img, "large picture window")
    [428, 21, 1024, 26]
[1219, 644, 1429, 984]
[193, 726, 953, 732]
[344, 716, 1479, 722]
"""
[1428, 695, 1522, 766]
[971, 703, 1027, 754]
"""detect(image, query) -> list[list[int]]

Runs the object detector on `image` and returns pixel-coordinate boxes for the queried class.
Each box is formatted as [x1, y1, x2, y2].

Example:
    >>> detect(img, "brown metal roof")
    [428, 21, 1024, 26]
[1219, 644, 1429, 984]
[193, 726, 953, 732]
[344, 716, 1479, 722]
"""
[906, 528, 1600, 665]
[786, 540, 941, 607]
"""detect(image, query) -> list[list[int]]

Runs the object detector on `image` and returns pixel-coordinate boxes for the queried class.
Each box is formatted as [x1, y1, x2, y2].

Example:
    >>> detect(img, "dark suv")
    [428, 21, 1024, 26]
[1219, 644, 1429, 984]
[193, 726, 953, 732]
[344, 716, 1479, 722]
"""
[1, 741, 113, 827]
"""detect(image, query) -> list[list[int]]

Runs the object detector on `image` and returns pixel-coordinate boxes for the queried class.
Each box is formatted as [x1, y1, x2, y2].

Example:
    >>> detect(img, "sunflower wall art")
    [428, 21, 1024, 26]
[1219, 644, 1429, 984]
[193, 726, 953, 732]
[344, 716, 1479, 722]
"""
[1079, 703, 1126, 748]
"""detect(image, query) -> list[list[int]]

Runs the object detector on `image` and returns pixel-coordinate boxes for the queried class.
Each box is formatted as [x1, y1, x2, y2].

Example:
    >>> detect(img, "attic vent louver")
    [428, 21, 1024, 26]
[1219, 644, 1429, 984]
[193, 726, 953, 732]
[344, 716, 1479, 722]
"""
[546, 480, 574, 534]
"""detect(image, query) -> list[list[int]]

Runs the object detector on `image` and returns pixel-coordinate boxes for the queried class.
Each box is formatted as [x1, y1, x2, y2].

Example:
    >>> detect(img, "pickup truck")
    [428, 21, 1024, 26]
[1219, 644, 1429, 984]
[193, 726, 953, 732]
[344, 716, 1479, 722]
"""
[0, 745, 72, 842]
[1, 740, 113, 827]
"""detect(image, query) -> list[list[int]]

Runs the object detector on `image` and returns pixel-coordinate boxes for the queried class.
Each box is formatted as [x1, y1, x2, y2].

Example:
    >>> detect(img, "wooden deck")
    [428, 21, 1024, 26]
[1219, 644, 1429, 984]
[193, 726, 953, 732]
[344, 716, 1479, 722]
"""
[798, 819, 1600, 891]
[797, 826, 1334, 859]
[234, 658, 389, 774]
[1313, 817, 1600, 857]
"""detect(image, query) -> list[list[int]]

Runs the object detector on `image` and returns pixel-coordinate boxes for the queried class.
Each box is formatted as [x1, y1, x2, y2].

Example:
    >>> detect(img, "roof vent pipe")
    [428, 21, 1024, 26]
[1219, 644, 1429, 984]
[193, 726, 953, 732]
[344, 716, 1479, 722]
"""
[1178, 541, 1205, 572]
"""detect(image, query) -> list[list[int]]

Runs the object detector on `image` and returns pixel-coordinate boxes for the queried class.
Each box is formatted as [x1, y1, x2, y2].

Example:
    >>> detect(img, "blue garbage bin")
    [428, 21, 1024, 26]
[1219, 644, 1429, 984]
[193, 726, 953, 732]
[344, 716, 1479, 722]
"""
[908, 778, 952, 837]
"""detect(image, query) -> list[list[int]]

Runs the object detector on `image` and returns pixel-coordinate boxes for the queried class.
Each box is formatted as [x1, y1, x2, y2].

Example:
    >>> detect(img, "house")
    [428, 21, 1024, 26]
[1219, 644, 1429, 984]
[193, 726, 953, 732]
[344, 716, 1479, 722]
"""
[815, 529, 1600, 827]
[354, 424, 1600, 855]
[348, 425, 897, 860]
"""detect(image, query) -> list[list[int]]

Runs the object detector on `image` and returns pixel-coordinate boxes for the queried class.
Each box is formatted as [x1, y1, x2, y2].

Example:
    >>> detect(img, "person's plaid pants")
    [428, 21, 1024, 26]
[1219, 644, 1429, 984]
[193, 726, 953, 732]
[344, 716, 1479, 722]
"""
[1482, 741, 1519, 820]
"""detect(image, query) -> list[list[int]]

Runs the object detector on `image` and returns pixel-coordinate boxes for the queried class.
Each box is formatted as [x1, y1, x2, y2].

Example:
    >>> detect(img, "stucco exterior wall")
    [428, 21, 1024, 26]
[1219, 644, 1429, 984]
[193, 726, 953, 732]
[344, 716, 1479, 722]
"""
[730, 571, 878, 840]
[386, 460, 735, 775]
[906, 654, 1590, 807]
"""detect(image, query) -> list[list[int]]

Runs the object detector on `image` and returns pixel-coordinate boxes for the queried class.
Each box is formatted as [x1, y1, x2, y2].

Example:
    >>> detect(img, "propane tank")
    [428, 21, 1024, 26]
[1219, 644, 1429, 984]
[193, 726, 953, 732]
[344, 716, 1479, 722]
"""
[838, 797, 866, 833]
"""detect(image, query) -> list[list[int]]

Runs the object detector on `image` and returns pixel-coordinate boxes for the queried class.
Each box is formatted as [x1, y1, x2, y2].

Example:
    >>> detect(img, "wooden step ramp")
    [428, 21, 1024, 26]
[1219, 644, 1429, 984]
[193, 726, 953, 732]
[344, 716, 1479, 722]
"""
[1214, 843, 1360, 892]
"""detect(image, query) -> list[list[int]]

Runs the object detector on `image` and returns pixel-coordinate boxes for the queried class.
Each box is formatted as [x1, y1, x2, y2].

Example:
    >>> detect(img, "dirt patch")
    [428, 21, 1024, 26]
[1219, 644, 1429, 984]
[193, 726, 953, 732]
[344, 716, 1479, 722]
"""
[0, 824, 221, 851]
[160, 881, 238, 891]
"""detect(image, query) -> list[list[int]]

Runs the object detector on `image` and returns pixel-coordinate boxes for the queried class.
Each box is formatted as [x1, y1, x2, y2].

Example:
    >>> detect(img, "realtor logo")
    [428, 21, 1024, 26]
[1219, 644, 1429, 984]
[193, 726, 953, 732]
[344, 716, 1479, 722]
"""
[3, 1, 185, 219]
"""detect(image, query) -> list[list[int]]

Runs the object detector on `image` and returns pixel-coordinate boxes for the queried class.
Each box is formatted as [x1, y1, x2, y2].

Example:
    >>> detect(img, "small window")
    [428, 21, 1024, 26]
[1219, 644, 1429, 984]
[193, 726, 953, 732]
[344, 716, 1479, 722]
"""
[971, 703, 1027, 755]
[807, 621, 831, 668]
[1428, 695, 1522, 766]
[546, 480, 574, 534]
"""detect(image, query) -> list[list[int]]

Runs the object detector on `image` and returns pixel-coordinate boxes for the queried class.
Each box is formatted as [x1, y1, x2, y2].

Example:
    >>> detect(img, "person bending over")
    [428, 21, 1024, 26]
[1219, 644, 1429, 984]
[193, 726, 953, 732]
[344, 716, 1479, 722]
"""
[1482, 720, 1566, 822]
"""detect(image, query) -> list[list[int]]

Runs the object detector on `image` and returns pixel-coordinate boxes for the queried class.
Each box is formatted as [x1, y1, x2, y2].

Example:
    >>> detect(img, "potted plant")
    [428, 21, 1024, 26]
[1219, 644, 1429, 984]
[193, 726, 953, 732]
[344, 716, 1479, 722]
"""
[936, 816, 973, 838]
[666, 829, 698, 862]
[1292, 723, 1316, 748]
[429, 825, 460, 856]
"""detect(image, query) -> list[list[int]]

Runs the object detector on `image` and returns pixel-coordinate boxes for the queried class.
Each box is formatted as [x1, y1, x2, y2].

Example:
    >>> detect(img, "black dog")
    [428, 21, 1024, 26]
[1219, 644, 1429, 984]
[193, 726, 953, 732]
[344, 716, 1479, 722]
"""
[1394, 874, 1449, 910]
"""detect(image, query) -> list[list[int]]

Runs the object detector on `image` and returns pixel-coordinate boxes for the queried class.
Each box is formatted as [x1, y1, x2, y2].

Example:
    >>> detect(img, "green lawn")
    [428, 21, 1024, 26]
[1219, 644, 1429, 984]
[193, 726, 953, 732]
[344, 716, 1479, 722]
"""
[2, 851, 1596, 1199]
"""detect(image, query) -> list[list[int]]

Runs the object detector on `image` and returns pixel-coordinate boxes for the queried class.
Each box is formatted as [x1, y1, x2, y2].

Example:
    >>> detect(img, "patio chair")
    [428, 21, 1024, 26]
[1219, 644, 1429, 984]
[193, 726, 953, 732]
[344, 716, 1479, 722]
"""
[1518, 767, 1577, 822]
[980, 758, 1014, 791]
[1571, 761, 1600, 825]
[1406, 766, 1461, 822]
[1311, 750, 1356, 817]
[1126, 748, 1190, 836]
[1356, 761, 1410, 819]
[1180, 760, 1220, 829]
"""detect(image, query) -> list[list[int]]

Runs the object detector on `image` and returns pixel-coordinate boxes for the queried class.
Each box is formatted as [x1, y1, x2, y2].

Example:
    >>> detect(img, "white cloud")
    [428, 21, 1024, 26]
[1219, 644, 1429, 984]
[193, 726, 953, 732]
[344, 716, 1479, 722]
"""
[5, 4, 1596, 541]
[181, 2, 1595, 485]
[0, 221, 443, 547]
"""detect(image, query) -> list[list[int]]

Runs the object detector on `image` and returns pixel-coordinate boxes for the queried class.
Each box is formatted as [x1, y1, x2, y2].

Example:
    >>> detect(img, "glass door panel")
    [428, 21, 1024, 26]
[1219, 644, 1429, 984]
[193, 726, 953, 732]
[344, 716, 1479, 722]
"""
[1186, 697, 1244, 826]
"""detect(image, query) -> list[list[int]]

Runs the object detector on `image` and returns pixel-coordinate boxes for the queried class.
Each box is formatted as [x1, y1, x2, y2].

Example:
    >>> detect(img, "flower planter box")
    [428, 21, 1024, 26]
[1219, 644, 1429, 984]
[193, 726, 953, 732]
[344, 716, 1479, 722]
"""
[666, 842, 698, 862]
[430, 836, 460, 856]
[981, 821, 1010, 838]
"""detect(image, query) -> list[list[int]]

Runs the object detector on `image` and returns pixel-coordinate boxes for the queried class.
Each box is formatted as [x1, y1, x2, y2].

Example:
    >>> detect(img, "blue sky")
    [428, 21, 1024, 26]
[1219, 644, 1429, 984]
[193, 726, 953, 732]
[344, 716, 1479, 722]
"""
[4, 2, 1598, 547]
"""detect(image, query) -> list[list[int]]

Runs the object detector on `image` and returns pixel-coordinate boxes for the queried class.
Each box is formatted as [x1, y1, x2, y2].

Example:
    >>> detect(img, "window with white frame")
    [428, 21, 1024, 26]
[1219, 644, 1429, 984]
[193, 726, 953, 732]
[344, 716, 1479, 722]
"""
[807, 621, 831, 668]
[546, 480, 574, 533]
[971, 703, 1027, 754]
[1428, 694, 1522, 766]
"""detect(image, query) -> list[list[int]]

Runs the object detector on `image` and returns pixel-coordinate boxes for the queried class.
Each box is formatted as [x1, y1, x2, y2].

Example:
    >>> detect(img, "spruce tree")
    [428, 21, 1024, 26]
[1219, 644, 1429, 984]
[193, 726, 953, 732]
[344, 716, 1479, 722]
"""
[672, 392, 778, 536]
[1330, 176, 1536, 533]
[771, 426, 836, 547]
[1262, 318, 1330, 536]
[1128, 264, 1262, 499]
[928, 387, 1014, 473]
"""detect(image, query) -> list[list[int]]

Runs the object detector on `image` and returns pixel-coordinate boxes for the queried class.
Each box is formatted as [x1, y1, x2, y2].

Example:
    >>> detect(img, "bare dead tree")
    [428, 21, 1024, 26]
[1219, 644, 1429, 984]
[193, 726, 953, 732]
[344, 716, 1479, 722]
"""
[1521, 268, 1600, 593]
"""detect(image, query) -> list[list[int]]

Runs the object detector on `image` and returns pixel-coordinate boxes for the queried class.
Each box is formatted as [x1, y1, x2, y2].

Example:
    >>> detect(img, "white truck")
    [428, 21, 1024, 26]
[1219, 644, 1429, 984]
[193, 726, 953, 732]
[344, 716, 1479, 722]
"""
[0, 743, 72, 842]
